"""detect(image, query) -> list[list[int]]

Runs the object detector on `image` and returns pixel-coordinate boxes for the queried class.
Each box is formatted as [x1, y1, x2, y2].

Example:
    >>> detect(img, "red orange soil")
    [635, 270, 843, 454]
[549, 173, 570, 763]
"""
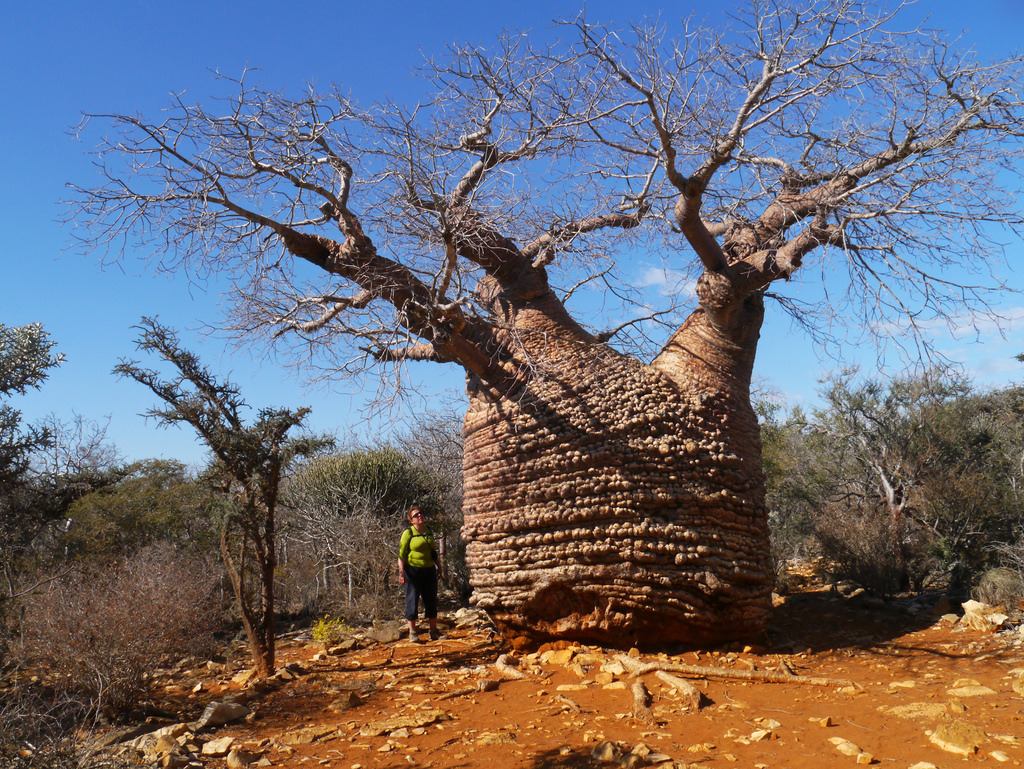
[145, 589, 1024, 769]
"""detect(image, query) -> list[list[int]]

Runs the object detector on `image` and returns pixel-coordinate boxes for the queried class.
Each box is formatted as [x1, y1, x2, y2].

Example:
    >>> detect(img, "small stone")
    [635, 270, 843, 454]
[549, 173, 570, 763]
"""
[192, 701, 251, 731]
[591, 740, 622, 762]
[908, 763, 937, 769]
[990, 750, 1011, 761]
[541, 648, 576, 666]
[201, 736, 236, 757]
[947, 685, 997, 697]
[829, 737, 862, 757]
[328, 691, 362, 711]
[855, 753, 874, 765]
[929, 721, 986, 756]
[161, 753, 190, 769]
[226, 749, 262, 769]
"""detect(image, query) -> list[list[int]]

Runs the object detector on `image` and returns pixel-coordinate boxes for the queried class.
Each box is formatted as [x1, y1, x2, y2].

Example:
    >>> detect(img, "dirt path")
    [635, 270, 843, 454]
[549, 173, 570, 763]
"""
[136, 590, 1024, 769]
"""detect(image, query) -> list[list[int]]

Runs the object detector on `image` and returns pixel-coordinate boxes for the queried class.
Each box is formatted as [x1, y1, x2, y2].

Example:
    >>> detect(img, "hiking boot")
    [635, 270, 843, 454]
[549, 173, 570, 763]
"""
[409, 628, 419, 643]
[429, 628, 440, 641]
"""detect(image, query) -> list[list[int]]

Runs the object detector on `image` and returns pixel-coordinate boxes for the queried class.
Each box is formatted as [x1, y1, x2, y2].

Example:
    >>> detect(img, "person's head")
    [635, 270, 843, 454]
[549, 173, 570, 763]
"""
[407, 507, 425, 525]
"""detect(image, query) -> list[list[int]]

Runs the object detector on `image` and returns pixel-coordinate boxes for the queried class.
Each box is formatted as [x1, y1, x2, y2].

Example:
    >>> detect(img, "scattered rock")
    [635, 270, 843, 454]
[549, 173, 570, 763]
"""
[359, 709, 448, 737]
[878, 702, 948, 721]
[929, 720, 987, 756]
[828, 737, 873, 763]
[231, 669, 257, 686]
[366, 623, 403, 644]
[276, 725, 338, 745]
[328, 691, 363, 711]
[191, 701, 251, 731]
[961, 600, 1007, 632]
[541, 648, 576, 666]
[946, 684, 997, 697]
[225, 749, 262, 768]
[201, 736, 236, 756]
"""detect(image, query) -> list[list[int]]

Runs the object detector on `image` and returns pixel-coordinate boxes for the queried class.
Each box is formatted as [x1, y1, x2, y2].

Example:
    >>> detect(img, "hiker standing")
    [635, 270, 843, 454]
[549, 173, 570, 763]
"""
[398, 506, 443, 642]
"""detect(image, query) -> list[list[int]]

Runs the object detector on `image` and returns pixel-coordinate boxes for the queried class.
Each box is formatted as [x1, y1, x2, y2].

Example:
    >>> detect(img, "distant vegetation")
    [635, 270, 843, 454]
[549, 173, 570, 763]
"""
[762, 367, 1024, 597]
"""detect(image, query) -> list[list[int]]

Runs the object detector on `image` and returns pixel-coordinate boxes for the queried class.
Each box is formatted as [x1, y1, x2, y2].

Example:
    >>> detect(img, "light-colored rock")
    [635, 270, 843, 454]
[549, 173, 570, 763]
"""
[276, 725, 338, 745]
[541, 648, 576, 666]
[359, 709, 447, 737]
[201, 736, 236, 757]
[191, 701, 251, 731]
[878, 702, 947, 721]
[946, 684, 997, 697]
[929, 720, 987, 756]
[829, 736, 874, 762]
[908, 763, 938, 769]
[990, 750, 1011, 762]
[591, 741, 622, 763]
[226, 749, 262, 768]
[960, 600, 1006, 632]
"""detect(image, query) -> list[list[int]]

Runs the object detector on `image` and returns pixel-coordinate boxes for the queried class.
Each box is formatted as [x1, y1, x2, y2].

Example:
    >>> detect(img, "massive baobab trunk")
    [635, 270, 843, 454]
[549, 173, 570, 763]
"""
[462, 270, 772, 647]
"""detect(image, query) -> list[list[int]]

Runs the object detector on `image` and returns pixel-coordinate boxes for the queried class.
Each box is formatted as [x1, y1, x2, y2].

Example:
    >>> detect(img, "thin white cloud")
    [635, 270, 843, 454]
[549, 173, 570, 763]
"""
[637, 265, 698, 299]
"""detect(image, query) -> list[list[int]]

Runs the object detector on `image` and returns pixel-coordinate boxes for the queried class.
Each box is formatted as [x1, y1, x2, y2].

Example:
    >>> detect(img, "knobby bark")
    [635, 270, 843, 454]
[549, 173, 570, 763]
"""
[459, 203, 772, 646]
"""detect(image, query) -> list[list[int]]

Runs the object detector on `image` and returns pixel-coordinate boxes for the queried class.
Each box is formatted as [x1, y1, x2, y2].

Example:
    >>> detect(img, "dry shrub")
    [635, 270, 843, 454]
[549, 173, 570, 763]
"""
[0, 686, 132, 769]
[973, 567, 1024, 609]
[15, 544, 220, 713]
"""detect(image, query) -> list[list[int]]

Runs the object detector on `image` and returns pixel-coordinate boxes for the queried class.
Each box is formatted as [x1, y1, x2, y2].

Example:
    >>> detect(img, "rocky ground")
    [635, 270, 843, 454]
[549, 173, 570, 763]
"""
[95, 586, 1024, 769]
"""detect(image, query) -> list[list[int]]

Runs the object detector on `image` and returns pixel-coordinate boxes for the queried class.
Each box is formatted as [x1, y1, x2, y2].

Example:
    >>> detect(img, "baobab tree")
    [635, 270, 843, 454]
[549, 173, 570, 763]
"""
[69, 1, 1024, 646]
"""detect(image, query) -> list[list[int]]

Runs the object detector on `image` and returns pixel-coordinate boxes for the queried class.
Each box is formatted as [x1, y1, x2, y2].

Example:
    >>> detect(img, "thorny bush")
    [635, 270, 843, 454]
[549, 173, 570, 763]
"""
[14, 544, 220, 714]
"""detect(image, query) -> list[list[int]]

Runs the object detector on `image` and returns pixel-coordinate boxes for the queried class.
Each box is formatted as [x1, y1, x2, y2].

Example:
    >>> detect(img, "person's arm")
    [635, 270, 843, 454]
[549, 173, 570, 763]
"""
[398, 530, 411, 584]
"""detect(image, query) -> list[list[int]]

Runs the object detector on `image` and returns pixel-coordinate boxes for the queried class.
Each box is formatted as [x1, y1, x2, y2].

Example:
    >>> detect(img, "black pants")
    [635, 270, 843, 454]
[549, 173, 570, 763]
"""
[404, 564, 438, 621]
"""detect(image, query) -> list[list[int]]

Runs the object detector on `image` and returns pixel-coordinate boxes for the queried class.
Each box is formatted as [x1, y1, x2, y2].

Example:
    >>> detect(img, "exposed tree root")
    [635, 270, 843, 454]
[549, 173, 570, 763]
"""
[615, 654, 859, 689]
[654, 670, 704, 711]
[494, 654, 531, 680]
[554, 694, 584, 713]
[630, 680, 655, 723]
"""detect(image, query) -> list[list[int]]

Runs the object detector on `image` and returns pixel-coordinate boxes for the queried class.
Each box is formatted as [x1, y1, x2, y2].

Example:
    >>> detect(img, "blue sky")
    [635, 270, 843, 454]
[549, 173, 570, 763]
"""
[3, 0, 1023, 467]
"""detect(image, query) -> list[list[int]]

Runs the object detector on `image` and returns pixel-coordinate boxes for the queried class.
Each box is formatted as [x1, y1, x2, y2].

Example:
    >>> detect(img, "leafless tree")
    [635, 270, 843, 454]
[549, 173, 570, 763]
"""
[68, 1, 1024, 645]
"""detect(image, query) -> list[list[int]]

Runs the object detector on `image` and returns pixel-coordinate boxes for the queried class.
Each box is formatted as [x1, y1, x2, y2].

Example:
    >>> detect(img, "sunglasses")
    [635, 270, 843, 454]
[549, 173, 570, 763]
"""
[412, 513, 424, 519]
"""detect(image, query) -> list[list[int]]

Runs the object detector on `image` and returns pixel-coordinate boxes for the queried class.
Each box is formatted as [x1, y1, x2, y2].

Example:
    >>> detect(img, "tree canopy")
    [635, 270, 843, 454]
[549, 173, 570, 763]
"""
[68, 0, 1024, 389]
